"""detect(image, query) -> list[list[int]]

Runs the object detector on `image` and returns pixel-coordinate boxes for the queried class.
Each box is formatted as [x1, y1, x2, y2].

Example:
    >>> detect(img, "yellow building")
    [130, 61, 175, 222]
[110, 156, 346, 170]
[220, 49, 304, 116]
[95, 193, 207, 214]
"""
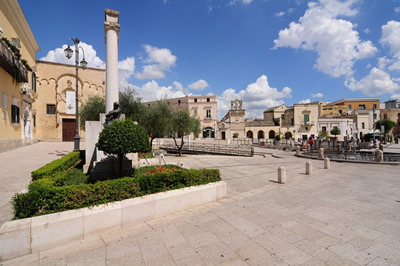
[0, 0, 39, 151]
[322, 98, 380, 116]
[34, 61, 105, 141]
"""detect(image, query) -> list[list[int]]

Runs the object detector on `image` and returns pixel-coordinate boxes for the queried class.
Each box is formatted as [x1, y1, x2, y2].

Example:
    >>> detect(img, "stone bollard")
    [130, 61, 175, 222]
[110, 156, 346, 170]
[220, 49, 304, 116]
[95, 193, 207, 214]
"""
[319, 148, 324, 159]
[377, 150, 383, 162]
[177, 161, 184, 167]
[159, 154, 164, 165]
[295, 146, 300, 155]
[324, 158, 330, 169]
[337, 143, 341, 151]
[306, 161, 313, 175]
[307, 144, 311, 151]
[278, 167, 286, 184]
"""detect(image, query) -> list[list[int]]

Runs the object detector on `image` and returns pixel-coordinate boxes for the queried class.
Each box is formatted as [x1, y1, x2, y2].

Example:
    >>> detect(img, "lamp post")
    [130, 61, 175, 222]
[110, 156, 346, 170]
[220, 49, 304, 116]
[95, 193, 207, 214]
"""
[64, 38, 87, 151]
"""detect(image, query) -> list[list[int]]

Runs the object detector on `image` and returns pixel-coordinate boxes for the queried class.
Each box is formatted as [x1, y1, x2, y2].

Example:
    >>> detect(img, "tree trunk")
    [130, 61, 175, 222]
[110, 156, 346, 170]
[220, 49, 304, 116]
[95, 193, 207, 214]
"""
[179, 135, 185, 157]
[150, 137, 154, 151]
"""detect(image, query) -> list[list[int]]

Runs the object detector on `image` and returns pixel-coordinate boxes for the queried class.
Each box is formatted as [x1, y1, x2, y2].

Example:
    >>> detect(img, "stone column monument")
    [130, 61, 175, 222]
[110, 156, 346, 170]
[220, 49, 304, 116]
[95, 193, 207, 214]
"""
[104, 9, 120, 113]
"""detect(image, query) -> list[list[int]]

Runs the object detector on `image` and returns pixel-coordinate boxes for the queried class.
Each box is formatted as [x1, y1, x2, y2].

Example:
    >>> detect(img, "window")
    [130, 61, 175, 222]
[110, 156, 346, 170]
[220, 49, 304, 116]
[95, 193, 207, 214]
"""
[373, 114, 377, 120]
[33, 114, 36, 128]
[194, 98, 197, 103]
[178, 100, 181, 106]
[322, 126, 326, 131]
[206, 109, 211, 119]
[362, 122, 365, 129]
[304, 114, 309, 125]
[11, 104, 20, 123]
[397, 113, 400, 118]
[373, 104, 377, 109]
[46, 104, 56, 115]
[193, 109, 197, 115]
[339, 110, 342, 114]
[32, 72, 37, 93]
[384, 114, 387, 119]
[358, 104, 365, 109]
[2, 93, 6, 108]
[348, 105, 352, 110]
[207, 98, 210, 102]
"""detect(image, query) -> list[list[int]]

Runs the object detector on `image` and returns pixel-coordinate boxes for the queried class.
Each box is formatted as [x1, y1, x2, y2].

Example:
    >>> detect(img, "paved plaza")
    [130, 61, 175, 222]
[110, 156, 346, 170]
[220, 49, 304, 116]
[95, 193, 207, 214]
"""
[1, 142, 400, 265]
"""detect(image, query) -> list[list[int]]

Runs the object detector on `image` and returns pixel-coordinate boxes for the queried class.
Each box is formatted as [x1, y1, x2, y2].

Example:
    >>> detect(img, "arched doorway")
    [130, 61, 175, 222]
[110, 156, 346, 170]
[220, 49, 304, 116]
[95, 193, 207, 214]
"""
[359, 132, 363, 140]
[246, 130, 253, 139]
[257, 130, 265, 139]
[269, 130, 275, 139]
[285, 132, 292, 139]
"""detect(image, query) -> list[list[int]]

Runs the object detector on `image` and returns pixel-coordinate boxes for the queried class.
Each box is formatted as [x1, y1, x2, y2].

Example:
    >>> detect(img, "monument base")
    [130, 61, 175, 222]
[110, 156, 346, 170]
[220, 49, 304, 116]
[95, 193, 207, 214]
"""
[89, 156, 134, 182]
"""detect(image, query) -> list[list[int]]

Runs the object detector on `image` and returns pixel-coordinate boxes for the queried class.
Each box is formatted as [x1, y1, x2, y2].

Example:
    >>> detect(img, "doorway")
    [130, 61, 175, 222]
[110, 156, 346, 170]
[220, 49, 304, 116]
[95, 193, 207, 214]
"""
[62, 119, 76, 141]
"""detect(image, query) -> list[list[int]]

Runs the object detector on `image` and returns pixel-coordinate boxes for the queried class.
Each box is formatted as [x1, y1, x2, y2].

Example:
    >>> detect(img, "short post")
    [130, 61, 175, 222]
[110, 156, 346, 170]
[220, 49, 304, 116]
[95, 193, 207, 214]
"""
[306, 161, 313, 175]
[338, 143, 341, 151]
[159, 154, 164, 165]
[295, 146, 300, 155]
[278, 167, 286, 184]
[319, 148, 324, 159]
[177, 161, 184, 167]
[324, 158, 330, 169]
[377, 150, 383, 162]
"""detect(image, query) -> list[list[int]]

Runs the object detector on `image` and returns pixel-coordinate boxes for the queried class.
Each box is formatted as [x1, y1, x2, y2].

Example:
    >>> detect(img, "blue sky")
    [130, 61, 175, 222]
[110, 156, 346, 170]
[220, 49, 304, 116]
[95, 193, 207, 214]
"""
[19, 0, 400, 119]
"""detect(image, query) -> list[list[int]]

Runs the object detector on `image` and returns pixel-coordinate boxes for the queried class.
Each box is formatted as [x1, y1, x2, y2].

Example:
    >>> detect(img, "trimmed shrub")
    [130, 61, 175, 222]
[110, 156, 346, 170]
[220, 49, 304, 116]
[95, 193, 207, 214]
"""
[31, 152, 80, 181]
[13, 166, 221, 219]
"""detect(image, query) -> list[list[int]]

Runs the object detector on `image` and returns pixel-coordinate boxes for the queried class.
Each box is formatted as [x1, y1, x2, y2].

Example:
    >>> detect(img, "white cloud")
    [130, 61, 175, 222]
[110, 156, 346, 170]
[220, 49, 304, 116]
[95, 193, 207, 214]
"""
[217, 75, 292, 119]
[173, 81, 184, 92]
[135, 45, 177, 79]
[381, 21, 400, 58]
[275, 11, 285, 17]
[118, 57, 135, 89]
[132, 80, 185, 102]
[363, 28, 370, 34]
[40, 42, 105, 69]
[394, 7, 400, 13]
[311, 93, 324, 98]
[229, 0, 252, 6]
[345, 67, 400, 96]
[299, 99, 311, 104]
[188, 79, 209, 91]
[273, 0, 377, 78]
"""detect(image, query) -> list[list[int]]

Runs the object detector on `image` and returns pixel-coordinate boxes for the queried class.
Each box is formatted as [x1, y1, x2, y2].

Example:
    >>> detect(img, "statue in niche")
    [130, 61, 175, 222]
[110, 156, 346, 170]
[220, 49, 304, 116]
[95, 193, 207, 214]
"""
[104, 102, 121, 127]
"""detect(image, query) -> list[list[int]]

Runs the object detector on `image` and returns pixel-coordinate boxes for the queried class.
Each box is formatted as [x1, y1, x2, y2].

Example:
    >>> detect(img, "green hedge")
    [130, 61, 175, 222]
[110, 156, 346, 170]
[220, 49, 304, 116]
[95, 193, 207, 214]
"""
[13, 167, 221, 219]
[31, 152, 80, 181]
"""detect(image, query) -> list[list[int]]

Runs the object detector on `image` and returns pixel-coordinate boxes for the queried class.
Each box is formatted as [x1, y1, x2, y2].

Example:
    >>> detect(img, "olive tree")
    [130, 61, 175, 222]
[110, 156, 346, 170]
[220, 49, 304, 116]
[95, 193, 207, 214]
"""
[375, 119, 396, 143]
[171, 107, 201, 156]
[96, 119, 150, 178]
[330, 127, 341, 139]
[79, 96, 105, 130]
[140, 100, 173, 150]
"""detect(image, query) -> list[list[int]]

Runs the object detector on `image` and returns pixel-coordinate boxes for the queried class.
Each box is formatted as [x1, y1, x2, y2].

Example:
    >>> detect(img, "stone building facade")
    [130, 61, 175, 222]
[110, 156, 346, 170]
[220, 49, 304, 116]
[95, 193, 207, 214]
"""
[0, 0, 39, 151]
[145, 95, 218, 139]
[34, 61, 105, 142]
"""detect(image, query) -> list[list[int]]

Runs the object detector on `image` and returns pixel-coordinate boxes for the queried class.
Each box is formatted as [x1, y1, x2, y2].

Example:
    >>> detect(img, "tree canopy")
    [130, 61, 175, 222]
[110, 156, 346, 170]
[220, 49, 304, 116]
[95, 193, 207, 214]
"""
[375, 119, 396, 143]
[171, 107, 201, 156]
[79, 95, 105, 130]
[330, 127, 341, 138]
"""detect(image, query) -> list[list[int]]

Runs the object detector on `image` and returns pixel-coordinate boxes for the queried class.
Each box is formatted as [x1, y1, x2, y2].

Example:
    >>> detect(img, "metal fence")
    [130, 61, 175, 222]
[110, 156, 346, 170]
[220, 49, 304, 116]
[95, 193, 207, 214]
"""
[160, 142, 254, 157]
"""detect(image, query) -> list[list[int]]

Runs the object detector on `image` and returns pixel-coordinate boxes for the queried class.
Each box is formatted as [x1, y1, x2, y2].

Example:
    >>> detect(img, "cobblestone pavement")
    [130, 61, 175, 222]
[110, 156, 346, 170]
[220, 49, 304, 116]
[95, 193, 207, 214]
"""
[2, 143, 400, 265]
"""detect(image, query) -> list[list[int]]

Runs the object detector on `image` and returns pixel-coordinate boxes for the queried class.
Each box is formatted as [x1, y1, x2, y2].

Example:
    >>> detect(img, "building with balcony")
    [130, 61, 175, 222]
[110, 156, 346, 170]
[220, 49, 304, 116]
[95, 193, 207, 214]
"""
[144, 95, 217, 139]
[0, 0, 40, 151]
[34, 61, 105, 142]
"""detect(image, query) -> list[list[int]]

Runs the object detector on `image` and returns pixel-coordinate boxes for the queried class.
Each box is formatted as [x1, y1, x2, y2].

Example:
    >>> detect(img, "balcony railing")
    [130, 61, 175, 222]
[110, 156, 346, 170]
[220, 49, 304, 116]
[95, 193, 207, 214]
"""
[301, 121, 315, 126]
[0, 39, 28, 83]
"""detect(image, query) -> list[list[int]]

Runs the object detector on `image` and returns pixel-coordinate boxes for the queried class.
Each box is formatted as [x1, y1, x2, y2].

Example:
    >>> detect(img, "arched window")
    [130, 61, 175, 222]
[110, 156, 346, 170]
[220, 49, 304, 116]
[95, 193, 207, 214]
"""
[269, 130, 275, 139]
[246, 130, 253, 139]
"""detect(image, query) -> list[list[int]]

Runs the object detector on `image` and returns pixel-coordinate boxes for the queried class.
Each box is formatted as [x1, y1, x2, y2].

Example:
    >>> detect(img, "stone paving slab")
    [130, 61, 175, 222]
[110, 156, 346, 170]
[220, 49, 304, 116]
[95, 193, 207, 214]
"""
[1, 143, 400, 265]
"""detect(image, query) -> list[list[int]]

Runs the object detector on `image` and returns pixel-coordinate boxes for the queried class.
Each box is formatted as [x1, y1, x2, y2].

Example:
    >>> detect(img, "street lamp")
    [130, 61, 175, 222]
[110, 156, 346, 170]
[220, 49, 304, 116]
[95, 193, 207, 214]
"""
[64, 38, 87, 151]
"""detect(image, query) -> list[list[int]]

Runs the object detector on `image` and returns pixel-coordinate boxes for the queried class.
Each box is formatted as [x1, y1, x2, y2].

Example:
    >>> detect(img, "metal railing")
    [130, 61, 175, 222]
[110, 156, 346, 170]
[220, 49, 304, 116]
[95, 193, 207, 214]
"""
[0, 39, 28, 82]
[160, 141, 254, 157]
